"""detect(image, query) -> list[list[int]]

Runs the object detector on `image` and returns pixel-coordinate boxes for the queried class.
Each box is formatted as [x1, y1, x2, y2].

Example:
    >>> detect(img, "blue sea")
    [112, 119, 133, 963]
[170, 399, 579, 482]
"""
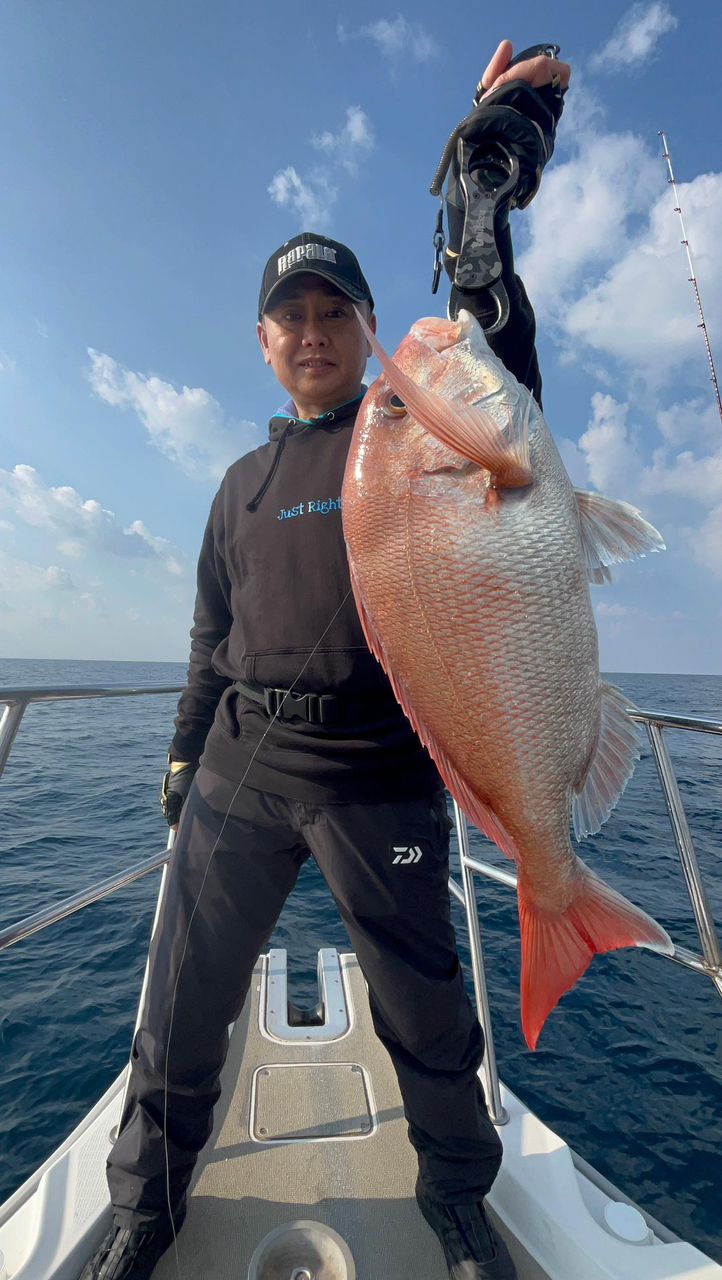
[0, 659, 720, 1260]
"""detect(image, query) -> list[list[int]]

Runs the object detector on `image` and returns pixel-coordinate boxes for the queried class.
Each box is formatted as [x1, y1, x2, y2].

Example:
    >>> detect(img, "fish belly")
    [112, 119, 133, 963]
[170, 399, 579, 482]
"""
[348, 429, 598, 886]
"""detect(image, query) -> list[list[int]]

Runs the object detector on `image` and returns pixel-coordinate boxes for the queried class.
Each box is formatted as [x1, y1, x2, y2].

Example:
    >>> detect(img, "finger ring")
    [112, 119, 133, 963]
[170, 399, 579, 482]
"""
[550, 72, 561, 88]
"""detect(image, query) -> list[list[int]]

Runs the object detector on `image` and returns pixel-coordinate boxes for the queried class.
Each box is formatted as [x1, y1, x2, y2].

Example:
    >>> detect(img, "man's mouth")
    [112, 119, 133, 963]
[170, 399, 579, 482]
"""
[299, 359, 334, 368]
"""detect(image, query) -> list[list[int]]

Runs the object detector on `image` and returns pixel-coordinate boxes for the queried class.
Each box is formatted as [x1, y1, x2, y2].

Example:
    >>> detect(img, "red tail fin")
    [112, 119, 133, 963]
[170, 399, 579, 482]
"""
[518, 868, 673, 1050]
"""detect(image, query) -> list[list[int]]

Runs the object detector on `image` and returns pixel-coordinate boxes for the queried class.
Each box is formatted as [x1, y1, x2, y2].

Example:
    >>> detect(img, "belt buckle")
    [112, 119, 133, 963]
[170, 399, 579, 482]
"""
[302, 692, 338, 725]
[264, 687, 310, 722]
[318, 694, 338, 725]
[263, 687, 283, 717]
[263, 686, 338, 724]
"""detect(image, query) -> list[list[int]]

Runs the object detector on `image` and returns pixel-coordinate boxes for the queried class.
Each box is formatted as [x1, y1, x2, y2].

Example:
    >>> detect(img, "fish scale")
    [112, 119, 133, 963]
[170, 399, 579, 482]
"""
[343, 308, 673, 1049]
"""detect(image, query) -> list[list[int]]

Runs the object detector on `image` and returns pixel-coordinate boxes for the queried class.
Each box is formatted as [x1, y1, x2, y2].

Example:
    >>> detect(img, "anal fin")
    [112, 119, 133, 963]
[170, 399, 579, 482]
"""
[573, 683, 640, 839]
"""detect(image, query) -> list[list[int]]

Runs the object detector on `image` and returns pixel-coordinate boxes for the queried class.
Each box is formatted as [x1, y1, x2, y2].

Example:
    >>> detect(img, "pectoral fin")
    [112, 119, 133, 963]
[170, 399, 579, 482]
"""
[575, 490, 665, 584]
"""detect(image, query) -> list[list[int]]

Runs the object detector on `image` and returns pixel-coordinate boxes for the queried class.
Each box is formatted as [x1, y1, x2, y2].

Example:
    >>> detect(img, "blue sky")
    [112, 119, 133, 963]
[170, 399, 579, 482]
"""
[1, 1, 720, 673]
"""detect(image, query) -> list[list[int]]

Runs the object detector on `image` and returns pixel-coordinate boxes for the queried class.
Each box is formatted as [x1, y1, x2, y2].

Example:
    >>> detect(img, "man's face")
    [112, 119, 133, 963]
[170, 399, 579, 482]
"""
[257, 274, 376, 419]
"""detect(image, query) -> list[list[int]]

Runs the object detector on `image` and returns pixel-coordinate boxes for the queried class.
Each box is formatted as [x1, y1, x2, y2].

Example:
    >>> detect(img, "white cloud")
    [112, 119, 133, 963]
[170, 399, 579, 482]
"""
[125, 519, 184, 575]
[578, 393, 642, 496]
[688, 505, 722, 578]
[556, 74, 605, 144]
[557, 437, 589, 487]
[269, 104, 375, 230]
[591, 2, 678, 70]
[0, 463, 184, 572]
[655, 397, 721, 448]
[573, 400, 722, 580]
[518, 132, 661, 318]
[0, 471, 197, 658]
[57, 538, 84, 558]
[0, 350, 16, 374]
[641, 439, 722, 577]
[0, 549, 76, 595]
[519, 120, 722, 382]
[338, 16, 438, 63]
[564, 173, 722, 374]
[312, 106, 374, 175]
[643, 443, 722, 506]
[88, 350, 258, 481]
[267, 166, 337, 232]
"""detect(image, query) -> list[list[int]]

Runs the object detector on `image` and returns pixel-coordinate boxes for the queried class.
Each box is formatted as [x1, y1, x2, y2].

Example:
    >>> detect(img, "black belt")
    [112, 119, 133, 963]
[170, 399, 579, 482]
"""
[232, 679, 394, 727]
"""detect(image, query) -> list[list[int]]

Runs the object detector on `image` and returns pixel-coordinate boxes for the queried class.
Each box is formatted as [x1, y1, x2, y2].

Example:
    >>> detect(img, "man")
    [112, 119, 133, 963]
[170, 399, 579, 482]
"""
[82, 39, 571, 1280]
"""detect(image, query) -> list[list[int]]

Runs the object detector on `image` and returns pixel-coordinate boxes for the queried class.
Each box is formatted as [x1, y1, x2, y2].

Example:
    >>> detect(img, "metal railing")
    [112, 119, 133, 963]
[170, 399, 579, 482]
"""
[0, 684, 184, 953]
[1, 685, 721, 1133]
[448, 706, 722, 1124]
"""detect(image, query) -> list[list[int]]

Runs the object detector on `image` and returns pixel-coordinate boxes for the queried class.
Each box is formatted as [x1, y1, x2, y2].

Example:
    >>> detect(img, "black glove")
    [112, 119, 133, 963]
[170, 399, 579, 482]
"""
[456, 77, 565, 211]
[160, 760, 198, 827]
[437, 72, 566, 329]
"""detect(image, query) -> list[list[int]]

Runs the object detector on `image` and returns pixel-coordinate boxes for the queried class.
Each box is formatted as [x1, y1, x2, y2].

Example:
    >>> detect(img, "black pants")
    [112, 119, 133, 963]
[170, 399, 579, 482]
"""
[108, 766, 502, 1229]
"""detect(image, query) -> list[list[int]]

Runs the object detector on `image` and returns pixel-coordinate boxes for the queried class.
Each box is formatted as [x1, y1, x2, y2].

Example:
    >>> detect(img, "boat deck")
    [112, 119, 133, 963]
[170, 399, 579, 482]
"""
[153, 952, 525, 1280]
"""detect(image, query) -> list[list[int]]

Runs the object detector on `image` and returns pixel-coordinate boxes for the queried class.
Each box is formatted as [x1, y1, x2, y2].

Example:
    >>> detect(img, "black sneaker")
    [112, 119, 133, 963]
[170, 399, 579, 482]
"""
[78, 1213, 182, 1280]
[416, 1178, 518, 1279]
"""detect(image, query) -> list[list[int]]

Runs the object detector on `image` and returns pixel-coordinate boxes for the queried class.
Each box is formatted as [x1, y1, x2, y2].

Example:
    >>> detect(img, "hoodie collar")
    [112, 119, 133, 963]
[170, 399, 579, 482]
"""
[268, 388, 367, 441]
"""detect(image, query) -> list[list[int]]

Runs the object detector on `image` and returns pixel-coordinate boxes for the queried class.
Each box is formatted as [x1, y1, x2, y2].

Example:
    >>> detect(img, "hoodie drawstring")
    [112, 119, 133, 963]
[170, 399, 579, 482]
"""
[246, 423, 293, 512]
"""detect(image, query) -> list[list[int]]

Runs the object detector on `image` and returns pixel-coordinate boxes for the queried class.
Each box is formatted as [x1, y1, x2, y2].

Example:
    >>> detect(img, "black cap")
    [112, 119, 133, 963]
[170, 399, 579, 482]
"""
[258, 232, 374, 319]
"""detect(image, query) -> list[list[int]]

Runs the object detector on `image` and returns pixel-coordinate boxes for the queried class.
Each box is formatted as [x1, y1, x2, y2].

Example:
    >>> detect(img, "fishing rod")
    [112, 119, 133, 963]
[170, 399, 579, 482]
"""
[658, 130, 722, 426]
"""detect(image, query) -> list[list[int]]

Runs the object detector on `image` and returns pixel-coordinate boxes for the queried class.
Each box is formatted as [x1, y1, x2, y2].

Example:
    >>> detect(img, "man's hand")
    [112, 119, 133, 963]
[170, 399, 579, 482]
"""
[480, 38, 571, 98]
[160, 760, 198, 831]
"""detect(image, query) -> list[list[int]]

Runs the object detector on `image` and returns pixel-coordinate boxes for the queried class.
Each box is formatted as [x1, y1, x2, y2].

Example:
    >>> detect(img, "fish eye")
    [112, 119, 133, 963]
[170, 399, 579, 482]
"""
[384, 392, 407, 418]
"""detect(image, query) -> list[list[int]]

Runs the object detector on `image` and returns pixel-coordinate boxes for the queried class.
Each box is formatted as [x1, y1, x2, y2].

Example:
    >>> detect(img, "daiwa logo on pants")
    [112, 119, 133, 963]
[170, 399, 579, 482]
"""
[392, 845, 423, 865]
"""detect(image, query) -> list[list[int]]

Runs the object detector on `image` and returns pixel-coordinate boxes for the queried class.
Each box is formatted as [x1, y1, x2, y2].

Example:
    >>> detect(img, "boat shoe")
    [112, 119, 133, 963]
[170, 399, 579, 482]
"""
[416, 1178, 518, 1280]
[78, 1211, 183, 1280]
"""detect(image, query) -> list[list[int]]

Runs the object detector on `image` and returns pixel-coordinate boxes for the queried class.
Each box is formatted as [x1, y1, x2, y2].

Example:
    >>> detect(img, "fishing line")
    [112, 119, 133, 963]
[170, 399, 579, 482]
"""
[161, 588, 354, 1280]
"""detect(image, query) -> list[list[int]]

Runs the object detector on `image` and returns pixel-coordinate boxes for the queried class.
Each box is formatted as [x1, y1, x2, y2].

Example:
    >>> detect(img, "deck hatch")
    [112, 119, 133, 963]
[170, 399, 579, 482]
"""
[251, 1063, 374, 1142]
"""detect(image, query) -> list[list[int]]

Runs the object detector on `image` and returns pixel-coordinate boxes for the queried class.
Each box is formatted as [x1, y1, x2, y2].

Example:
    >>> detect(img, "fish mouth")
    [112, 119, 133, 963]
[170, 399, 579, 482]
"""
[410, 317, 464, 353]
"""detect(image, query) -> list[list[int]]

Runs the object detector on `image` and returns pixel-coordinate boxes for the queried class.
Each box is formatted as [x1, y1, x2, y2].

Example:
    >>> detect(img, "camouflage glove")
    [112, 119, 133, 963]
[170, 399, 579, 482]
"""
[160, 759, 198, 827]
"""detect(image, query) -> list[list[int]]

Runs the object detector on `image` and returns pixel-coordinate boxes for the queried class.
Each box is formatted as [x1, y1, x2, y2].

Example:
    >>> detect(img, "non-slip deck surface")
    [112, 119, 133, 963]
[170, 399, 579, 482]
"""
[153, 954, 451, 1279]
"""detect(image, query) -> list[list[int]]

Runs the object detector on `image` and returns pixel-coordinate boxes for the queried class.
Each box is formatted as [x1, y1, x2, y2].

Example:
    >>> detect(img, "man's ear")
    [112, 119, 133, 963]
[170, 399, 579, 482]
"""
[366, 311, 377, 357]
[257, 319, 272, 366]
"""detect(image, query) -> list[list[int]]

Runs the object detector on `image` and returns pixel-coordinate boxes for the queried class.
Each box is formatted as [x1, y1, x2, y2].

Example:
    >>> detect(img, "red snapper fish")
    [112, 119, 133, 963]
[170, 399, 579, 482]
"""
[343, 308, 673, 1050]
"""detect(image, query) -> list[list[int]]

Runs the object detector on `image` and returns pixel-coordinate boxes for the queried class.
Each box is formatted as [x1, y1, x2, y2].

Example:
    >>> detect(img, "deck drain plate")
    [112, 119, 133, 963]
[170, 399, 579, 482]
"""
[247, 1220, 356, 1280]
[252, 1063, 372, 1142]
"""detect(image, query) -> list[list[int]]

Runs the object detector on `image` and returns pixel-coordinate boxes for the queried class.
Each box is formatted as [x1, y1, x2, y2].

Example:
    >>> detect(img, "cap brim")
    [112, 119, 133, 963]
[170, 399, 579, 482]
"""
[261, 268, 369, 315]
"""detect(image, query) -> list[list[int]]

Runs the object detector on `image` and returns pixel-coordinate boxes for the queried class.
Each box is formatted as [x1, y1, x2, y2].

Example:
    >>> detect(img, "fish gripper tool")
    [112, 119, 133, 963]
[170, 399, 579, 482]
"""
[452, 139, 520, 335]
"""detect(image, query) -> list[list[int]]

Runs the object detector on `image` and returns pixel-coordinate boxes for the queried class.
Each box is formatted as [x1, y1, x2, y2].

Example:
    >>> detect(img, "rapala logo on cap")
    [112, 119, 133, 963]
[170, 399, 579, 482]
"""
[278, 243, 337, 275]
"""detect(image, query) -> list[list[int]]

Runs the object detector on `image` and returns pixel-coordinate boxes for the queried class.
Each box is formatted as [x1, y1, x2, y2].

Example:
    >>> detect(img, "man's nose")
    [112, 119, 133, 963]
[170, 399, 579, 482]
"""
[301, 317, 328, 345]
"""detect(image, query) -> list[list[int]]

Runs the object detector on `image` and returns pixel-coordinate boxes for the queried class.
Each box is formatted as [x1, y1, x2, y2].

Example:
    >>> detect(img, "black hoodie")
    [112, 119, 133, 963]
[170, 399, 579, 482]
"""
[170, 272, 541, 802]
